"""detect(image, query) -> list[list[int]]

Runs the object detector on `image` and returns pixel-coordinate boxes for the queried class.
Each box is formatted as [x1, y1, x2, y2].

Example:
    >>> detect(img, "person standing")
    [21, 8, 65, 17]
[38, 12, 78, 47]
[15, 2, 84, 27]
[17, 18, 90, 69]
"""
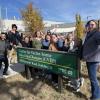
[49, 34, 59, 84]
[63, 32, 84, 92]
[42, 34, 51, 50]
[32, 31, 42, 49]
[7, 24, 21, 64]
[7, 24, 21, 46]
[32, 31, 42, 78]
[0, 33, 12, 75]
[22, 36, 33, 79]
[83, 20, 100, 100]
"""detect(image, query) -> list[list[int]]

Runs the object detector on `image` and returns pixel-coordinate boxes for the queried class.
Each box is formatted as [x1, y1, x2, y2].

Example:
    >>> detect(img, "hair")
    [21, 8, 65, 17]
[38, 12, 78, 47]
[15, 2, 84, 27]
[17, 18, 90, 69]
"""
[51, 33, 57, 37]
[65, 32, 74, 45]
[86, 20, 98, 28]
[45, 34, 51, 40]
[0, 32, 6, 40]
[33, 31, 41, 38]
[12, 24, 17, 29]
[24, 36, 29, 41]
[50, 34, 58, 43]
[1, 32, 6, 34]
[47, 30, 51, 35]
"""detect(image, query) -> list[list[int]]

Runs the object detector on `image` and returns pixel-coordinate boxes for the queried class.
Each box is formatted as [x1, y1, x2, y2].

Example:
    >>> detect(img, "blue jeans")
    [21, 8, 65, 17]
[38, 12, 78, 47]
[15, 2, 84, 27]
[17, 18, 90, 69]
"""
[86, 62, 100, 99]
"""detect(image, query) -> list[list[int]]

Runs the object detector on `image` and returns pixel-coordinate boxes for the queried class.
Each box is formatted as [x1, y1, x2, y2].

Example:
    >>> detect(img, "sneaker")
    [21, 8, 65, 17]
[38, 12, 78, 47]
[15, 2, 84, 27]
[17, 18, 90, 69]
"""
[73, 86, 80, 92]
[71, 80, 81, 92]
[73, 82, 81, 92]
[3, 72, 9, 76]
[80, 77, 84, 87]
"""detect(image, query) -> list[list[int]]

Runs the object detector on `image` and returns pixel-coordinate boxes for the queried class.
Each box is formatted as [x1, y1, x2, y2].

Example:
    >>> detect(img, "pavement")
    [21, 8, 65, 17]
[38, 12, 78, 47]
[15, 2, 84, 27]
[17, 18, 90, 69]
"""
[0, 63, 25, 79]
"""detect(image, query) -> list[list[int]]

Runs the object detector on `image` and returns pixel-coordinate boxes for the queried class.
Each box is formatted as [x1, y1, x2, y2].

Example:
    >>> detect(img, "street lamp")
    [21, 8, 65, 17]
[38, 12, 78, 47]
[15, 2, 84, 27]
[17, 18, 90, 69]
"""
[87, 16, 92, 21]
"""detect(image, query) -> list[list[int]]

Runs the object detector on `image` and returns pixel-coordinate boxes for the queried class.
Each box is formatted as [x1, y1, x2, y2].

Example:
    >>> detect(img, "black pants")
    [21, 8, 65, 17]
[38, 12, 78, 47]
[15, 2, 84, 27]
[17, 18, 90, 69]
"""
[25, 65, 33, 79]
[52, 73, 58, 83]
[0, 57, 9, 73]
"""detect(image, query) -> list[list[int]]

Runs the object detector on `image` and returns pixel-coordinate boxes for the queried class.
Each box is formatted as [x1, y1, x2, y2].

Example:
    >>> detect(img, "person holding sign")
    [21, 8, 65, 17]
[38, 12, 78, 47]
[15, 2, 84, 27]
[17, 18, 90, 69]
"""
[83, 20, 100, 100]
[63, 32, 84, 92]
[49, 34, 59, 84]
[32, 31, 43, 78]
[22, 36, 33, 79]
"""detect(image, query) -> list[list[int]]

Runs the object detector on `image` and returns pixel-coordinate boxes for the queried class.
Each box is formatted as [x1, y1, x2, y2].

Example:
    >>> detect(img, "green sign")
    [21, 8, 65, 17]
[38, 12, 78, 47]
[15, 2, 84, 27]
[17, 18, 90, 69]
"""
[17, 47, 80, 79]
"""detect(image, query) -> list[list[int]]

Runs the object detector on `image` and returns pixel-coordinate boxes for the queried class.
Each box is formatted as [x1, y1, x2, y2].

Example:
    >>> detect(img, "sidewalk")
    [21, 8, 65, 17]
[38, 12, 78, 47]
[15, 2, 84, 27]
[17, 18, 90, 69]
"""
[0, 63, 25, 79]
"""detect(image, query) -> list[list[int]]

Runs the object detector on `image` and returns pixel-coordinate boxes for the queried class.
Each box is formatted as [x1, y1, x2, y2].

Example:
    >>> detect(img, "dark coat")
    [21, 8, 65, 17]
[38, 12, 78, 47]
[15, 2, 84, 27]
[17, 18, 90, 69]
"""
[83, 30, 100, 62]
[7, 31, 21, 45]
[22, 41, 32, 48]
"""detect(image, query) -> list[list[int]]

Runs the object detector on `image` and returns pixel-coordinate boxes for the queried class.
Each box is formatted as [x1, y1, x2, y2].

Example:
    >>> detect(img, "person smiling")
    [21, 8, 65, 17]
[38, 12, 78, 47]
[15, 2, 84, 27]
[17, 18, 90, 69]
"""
[83, 20, 100, 100]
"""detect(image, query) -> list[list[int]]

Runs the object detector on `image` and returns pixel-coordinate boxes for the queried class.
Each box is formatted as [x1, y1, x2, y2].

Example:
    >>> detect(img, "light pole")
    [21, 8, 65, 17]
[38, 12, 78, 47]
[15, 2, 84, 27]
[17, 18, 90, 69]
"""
[87, 16, 92, 21]
[5, 7, 8, 19]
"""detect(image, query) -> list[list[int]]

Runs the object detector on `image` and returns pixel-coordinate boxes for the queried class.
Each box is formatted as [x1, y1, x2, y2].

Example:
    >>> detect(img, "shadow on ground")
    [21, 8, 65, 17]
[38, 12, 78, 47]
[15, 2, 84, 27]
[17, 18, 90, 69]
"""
[0, 73, 45, 100]
[0, 72, 89, 100]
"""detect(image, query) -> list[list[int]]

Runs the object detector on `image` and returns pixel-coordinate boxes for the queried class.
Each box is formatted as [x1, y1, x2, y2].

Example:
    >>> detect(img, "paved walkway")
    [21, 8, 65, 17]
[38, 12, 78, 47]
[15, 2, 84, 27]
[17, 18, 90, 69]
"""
[0, 63, 25, 79]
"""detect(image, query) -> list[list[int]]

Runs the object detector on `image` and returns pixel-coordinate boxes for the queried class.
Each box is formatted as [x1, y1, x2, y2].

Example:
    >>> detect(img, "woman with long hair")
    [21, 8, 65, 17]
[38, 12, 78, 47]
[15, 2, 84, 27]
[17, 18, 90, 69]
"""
[49, 34, 59, 84]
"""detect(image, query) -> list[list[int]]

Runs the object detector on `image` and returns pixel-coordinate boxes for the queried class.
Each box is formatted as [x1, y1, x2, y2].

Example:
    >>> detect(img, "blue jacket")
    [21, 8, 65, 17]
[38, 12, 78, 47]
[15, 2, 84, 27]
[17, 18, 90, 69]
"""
[57, 39, 64, 51]
[42, 39, 50, 50]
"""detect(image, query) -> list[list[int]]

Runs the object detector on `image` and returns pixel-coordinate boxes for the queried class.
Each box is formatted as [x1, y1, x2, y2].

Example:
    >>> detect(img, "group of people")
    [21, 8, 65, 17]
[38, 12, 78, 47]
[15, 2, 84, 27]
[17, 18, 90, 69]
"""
[0, 19, 100, 99]
[21, 28, 83, 92]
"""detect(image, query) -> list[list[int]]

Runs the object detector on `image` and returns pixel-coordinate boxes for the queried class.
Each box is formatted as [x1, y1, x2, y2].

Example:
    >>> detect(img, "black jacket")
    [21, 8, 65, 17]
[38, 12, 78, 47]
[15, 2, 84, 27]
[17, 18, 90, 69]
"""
[22, 41, 32, 48]
[7, 31, 21, 45]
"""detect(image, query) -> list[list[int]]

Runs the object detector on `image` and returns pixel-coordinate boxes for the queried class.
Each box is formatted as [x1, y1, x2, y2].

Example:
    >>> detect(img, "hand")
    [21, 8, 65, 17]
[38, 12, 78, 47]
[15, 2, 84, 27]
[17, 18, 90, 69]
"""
[13, 45, 17, 48]
[10, 43, 13, 46]
[98, 65, 100, 73]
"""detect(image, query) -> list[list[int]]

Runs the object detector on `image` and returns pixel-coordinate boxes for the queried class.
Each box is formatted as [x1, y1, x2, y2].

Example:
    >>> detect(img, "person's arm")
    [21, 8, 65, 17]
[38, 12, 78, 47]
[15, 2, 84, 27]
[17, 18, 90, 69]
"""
[32, 40, 36, 48]
[16, 32, 22, 44]
[95, 32, 100, 45]
[69, 41, 74, 50]
[68, 41, 75, 52]
[7, 32, 12, 43]
[6, 41, 12, 50]
[49, 44, 52, 50]
[98, 64, 100, 73]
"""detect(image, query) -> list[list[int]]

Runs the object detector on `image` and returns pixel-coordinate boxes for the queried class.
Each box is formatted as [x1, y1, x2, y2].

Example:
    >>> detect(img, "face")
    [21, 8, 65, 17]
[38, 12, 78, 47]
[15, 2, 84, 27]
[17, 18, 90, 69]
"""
[24, 37, 29, 43]
[51, 35, 58, 43]
[67, 33, 74, 41]
[60, 36, 65, 40]
[87, 21, 97, 31]
[12, 27, 17, 31]
[36, 32, 41, 38]
[23, 34, 26, 38]
[46, 35, 51, 41]
[1, 34, 6, 40]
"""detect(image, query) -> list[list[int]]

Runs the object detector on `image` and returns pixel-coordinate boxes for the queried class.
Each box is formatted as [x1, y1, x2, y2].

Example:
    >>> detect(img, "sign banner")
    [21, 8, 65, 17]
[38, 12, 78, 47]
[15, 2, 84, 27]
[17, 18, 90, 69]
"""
[17, 47, 80, 79]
